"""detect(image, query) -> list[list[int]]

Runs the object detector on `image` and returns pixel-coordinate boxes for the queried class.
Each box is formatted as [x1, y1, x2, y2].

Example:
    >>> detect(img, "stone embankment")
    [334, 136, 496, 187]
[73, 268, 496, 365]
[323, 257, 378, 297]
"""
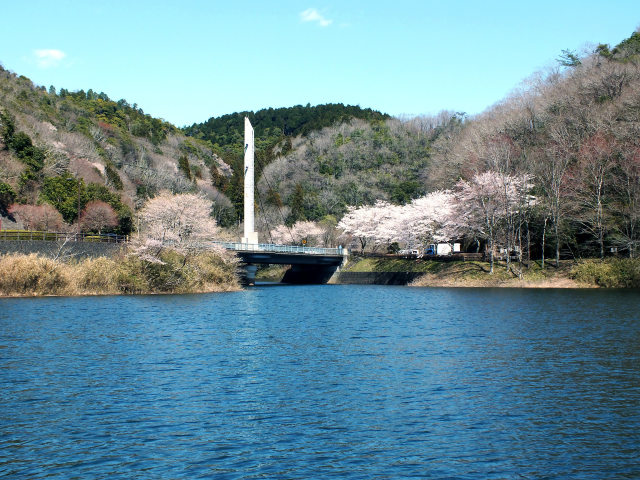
[0, 239, 123, 259]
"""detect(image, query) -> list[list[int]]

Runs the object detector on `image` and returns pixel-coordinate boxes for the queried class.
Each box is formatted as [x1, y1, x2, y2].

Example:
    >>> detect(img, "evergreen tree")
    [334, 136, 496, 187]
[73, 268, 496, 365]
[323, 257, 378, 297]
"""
[0, 182, 16, 216]
[287, 183, 305, 225]
[178, 155, 192, 180]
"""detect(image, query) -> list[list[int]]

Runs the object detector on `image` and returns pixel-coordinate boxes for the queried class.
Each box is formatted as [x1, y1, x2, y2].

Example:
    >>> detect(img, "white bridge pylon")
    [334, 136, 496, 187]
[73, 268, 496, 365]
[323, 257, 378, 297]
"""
[241, 117, 259, 245]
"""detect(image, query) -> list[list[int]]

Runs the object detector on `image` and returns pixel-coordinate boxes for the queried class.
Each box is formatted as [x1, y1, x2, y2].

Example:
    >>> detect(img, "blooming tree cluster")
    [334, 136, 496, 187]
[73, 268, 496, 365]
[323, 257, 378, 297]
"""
[337, 170, 535, 272]
[78, 200, 118, 234]
[337, 192, 455, 251]
[134, 191, 219, 261]
[452, 171, 534, 272]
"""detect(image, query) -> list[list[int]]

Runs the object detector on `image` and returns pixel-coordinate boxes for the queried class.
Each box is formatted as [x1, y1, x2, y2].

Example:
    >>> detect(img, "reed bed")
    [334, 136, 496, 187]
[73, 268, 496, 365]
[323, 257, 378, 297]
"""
[0, 250, 240, 297]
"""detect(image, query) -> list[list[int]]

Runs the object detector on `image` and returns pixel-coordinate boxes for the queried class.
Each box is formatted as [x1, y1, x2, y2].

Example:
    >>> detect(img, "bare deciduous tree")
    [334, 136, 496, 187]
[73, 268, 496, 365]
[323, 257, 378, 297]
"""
[10, 203, 66, 231]
[78, 200, 118, 234]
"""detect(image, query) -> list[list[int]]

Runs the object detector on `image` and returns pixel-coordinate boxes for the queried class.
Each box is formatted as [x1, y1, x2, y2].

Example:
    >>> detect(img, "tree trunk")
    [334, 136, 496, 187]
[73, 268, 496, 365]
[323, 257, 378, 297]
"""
[489, 235, 494, 274]
[526, 221, 530, 268]
[554, 220, 560, 268]
[541, 217, 547, 269]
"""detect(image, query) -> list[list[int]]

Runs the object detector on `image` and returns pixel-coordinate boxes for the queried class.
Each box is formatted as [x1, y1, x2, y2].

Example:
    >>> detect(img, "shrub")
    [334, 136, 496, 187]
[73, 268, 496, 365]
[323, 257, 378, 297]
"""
[570, 258, 640, 288]
[190, 251, 240, 291]
[0, 254, 73, 295]
[142, 249, 189, 293]
[74, 257, 118, 293]
[113, 256, 150, 294]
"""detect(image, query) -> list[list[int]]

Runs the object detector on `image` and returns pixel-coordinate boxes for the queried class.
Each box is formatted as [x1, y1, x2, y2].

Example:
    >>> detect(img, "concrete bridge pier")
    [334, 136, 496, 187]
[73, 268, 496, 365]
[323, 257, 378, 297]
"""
[241, 264, 258, 286]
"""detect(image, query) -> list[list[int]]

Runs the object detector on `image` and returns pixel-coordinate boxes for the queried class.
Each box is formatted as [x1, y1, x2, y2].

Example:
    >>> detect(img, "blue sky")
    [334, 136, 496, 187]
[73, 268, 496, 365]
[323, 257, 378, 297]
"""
[1, 1, 638, 127]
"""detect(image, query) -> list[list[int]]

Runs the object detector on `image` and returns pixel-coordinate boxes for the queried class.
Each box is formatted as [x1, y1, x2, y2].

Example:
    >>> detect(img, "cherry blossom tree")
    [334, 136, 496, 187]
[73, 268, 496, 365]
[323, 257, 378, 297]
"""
[451, 171, 533, 273]
[337, 191, 456, 251]
[337, 200, 395, 251]
[10, 203, 66, 231]
[78, 200, 118, 234]
[135, 191, 219, 260]
[402, 190, 455, 245]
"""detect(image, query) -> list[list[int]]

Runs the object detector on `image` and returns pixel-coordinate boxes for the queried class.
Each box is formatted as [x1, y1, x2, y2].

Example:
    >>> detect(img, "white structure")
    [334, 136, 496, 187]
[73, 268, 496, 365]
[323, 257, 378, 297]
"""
[426, 243, 461, 256]
[241, 117, 259, 245]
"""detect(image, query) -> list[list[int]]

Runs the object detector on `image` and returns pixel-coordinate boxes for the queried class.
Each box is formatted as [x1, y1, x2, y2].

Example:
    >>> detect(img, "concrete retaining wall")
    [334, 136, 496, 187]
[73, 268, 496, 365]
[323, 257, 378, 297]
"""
[332, 271, 424, 285]
[0, 240, 124, 259]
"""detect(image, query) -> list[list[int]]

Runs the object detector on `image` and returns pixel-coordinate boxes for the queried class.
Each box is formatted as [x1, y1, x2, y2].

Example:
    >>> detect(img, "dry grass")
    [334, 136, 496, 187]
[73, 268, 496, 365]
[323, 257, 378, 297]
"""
[0, 251, 241, 297]
[0, 253, 75, 296]
[409, 273, 588, 288]
[73, 257, 119, 294]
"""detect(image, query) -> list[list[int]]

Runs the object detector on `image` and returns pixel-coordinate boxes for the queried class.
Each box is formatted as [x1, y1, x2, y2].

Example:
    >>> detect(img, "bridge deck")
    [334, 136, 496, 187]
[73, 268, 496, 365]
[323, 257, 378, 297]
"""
[212, 241, 342, 256]
[212, 242, 344, 266]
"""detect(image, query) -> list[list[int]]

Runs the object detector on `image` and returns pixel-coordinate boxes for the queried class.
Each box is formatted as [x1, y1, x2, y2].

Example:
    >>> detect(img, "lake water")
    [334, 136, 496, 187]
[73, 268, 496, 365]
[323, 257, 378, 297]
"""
[1, 285, 639, 479]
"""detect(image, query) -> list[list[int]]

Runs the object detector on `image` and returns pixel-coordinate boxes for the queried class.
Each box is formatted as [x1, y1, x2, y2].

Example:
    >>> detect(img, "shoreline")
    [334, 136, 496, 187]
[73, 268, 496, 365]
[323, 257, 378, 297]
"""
[407, 275, 593, 289]
[336, 256, 640, 289]
[3, 254, 639, 296]
[0, 283, 242, 299]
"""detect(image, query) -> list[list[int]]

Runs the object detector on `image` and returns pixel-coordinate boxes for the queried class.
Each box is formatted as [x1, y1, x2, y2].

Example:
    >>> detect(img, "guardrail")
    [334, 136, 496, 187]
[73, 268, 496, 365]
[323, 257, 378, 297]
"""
[0, 230, 129, 243]
[0, 230, 342, 253]
[212, 241, 343, 256]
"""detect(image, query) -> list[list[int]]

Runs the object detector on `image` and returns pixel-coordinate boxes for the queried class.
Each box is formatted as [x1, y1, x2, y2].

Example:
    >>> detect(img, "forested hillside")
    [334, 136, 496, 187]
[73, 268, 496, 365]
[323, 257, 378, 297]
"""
[184, 103, 388, 147]
[332, 30, 640, 263]
[0, 66, 235, 232]
[2, 29, 640, 263]
[423, 30, 640, 260]
[0, 74, 396, 232]
[254, 113, 463, 228]
[183, 104, 391, 219]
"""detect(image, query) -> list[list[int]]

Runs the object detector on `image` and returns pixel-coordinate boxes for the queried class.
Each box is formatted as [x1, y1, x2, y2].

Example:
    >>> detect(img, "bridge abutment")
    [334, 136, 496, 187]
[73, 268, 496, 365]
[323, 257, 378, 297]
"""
[281, 264, 340, 284]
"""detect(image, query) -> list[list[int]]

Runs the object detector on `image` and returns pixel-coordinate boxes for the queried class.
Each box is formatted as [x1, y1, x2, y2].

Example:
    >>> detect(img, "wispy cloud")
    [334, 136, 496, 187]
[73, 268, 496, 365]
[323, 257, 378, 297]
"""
[33, 49, 66, 68]
[300, 8, 332, 27]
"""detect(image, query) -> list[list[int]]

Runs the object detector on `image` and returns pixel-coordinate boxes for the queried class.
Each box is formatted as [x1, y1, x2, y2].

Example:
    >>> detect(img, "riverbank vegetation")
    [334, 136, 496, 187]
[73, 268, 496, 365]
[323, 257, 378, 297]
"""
[0, 191, 241, 297]
[342, 255, 640, 288]
[255, 264, 289, 282]
[0, 250, 240, 296]
[570, 257, 640, 288]
[3, 30, 640, 291]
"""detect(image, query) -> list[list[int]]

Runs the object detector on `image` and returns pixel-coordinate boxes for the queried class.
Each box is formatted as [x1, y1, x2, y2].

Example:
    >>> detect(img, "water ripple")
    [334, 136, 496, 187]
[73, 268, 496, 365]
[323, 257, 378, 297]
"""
[1, 286, 639, 479]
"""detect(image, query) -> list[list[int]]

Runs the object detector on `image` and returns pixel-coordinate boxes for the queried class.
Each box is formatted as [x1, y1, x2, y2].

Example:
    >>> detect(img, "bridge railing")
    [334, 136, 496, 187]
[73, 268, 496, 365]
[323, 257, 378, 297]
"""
[212, 241, 343, 256]
[0, 230, 129, 243]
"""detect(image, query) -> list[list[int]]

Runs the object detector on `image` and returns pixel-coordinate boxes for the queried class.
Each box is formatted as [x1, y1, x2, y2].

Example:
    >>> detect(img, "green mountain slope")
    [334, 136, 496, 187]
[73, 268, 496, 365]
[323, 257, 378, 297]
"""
[0, 66, 234, 231]
[184, 103, 389, 148]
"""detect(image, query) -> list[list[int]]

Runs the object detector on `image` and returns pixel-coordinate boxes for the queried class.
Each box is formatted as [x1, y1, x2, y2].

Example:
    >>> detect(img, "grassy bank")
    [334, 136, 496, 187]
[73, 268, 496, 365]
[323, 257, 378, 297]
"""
[0, 250, 241, 297]
[342, 255, 640, 288]
[255, 264, 289, 282]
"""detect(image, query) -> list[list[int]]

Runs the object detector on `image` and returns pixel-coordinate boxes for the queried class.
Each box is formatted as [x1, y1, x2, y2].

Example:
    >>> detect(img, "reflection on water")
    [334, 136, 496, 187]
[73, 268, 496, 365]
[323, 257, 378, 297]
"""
[0, 286, 639, 479]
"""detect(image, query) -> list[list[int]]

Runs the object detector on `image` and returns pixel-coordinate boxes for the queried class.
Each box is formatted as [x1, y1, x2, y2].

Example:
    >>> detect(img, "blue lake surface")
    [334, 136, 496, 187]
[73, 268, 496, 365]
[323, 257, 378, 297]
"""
[1, 285, 639, 479]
